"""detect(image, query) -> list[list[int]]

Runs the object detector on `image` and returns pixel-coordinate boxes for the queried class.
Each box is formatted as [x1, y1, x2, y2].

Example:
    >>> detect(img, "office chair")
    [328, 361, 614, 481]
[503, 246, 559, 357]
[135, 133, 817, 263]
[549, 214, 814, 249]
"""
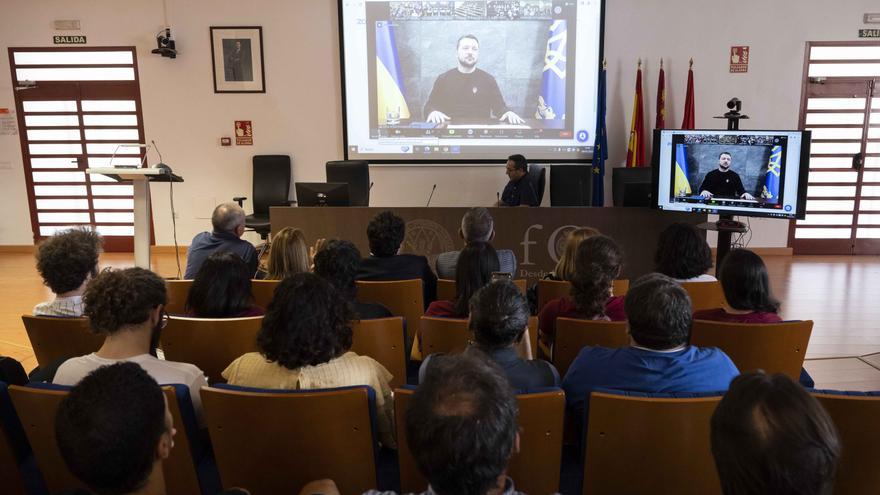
[550, 165, 593, 206]
[326, 160, 370, 206]
[233, 155, 294, 258]
[528, 164, 547, 205]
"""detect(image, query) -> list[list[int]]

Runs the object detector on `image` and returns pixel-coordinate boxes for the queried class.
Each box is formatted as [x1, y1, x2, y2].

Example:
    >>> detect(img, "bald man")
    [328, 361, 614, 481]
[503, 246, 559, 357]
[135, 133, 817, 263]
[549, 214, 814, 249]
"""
[184, 202, 257, 278]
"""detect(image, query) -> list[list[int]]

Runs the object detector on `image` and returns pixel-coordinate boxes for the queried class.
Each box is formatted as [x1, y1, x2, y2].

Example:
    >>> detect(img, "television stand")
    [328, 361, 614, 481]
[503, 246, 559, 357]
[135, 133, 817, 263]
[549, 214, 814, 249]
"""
[698, 214, 747, 276]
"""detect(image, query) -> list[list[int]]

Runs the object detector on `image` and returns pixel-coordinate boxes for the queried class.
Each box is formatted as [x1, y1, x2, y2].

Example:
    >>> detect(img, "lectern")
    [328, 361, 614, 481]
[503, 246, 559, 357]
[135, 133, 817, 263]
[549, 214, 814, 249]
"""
[85, 167, 183, 269]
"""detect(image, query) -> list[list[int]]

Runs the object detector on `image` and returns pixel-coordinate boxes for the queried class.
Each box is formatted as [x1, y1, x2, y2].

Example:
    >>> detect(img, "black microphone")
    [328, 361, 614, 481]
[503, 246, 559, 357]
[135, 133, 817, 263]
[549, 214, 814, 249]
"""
[426, 184, 437, 207]
[497, 191, 500, 205]
[369, 182, 374, 191]
[151, 140, 172, 175]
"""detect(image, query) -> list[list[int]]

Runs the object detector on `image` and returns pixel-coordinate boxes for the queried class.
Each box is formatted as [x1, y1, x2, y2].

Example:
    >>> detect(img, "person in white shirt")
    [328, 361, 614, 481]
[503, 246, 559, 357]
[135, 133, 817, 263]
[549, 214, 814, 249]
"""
[33, 228, 102, 317]
[53, 267, 208, 419]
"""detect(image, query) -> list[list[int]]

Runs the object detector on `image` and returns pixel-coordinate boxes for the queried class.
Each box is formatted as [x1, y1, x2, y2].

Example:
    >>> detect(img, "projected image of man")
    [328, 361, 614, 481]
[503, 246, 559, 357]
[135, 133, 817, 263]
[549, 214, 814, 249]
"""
[698, 152, 755, 200]
[424, 35, 524, 125]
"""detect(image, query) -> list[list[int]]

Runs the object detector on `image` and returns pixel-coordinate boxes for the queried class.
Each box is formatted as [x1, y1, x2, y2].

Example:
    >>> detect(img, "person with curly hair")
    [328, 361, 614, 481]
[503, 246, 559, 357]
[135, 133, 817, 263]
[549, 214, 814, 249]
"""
[357, 210, 437, 306]
[694, 248, 783, 323]
[258, 226, 310, 280]
[185, 251, 264, 317]
[538, 235, 626, 346]
[313, 239, 391, 320]
[33, 227, 102, 316]
[654, 222, 716, 282]
[425, 241, 499, 318]
[53, 267, 208, 418]
[222, 272, 395, 448]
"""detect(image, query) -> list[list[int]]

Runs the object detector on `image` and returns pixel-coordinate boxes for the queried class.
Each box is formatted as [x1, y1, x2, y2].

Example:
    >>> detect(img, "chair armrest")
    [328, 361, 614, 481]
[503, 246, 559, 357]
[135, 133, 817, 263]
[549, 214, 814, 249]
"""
[233, 196, 247, 207]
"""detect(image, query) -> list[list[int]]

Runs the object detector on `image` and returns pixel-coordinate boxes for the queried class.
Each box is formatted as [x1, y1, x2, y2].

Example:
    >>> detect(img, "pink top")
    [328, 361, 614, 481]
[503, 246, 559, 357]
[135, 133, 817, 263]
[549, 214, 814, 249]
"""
[693, 308, 782, 324]
[538, 295, 626, 340]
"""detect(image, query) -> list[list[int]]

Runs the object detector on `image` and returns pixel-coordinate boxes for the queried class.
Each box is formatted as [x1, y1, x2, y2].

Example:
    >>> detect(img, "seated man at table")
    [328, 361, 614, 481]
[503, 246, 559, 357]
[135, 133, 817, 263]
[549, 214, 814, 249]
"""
[499, 154, 539, 207]
[184, 202, 257, 279]
[357, 210, 437, 306]
[435, 207, 516, 278]
[34, 227, 102, 317]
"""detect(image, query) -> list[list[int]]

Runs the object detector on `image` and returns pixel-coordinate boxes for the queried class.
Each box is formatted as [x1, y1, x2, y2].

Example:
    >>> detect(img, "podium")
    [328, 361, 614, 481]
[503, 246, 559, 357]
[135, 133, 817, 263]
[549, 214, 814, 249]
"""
[86, 167, 184, 269]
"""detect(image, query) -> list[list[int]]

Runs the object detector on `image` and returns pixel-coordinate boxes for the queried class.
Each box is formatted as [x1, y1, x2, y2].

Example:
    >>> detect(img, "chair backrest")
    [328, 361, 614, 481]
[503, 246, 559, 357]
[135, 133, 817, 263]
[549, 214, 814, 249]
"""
[680, 281, 727, 311]
[812, 391, 880, 495]
[165, 279, 193, 315]
[436, 278, 527, 302]
[419, 317, 470, 356]
[0, 382, 30, 495]
[21, 316, 104, 369]
[160, 316, 263, 384]
[529, 164, 547, 204]
[252, 155, 292, 215]
[584, 391, 723, 494]
[550, 164, 594, 206]
[326, 160, 370, 206]
[356, 279, 423, 354]
[350, 317, 407, 389]
[537, 279, 629, 313]
[690, 319, 812, 379]
[612, 167, 653, 207]
[395, 387, 565, 495]
[162, 385, 214, 495]
[201, 385, 378, 495]
[250, 279, 280, 310]
[553, 318, 629, 377]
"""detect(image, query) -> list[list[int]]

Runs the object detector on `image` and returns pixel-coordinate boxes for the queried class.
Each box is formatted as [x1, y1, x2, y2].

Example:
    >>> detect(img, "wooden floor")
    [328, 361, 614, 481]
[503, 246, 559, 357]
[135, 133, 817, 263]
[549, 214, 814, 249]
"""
[2, 251, 880, 390]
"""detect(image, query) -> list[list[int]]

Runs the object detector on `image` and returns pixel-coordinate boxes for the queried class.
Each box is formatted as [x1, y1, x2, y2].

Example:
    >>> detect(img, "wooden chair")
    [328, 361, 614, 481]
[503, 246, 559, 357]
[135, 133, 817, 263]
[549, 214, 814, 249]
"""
[436, 278, 527, 302]
[553, 318, 629, 377]
[250, 279, 280, 310]
[356, 279, 423, 354]
[812, 391, 880, 495]
[160, 316, 263, 384]
[165, 279, 193, 315]
[21, 316, 104, 369]
[690, 320, 813, 379]
[395, 387, 565, 495]
[350, 317, 407, 389]
[0, 383, 31, 495]
[537, 279, 630, 313]
[419, 317, 533, 360]
[680, 281, 727, 311]
[201, 385, 378, 495]
[583, 391, 723, 495]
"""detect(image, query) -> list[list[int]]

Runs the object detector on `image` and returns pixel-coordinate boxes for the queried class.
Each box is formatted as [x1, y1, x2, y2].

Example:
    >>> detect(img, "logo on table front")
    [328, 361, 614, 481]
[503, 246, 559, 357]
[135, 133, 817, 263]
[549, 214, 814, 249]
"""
[403, 219, 455, 268]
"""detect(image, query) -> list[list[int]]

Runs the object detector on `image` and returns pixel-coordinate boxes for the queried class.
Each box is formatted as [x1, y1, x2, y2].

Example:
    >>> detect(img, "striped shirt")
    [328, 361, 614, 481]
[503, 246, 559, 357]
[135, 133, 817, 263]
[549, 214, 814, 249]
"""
[435, 249, 517, 279]
[33, 295, 85, 317]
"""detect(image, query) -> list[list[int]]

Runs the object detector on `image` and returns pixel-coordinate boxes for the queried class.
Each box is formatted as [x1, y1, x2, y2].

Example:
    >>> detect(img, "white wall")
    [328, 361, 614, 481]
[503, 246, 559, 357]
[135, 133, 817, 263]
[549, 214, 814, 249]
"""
[0, 0, 876, 246]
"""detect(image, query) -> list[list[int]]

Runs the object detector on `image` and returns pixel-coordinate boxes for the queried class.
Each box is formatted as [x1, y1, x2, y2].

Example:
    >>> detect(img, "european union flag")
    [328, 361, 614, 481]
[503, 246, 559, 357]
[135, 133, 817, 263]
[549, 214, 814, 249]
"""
[762, 145, 782, 203]
[591, 62, 607, 206]
[535, 20, 566, 120]
[674, 144, 692, 196]
[375, 21, 410, 125]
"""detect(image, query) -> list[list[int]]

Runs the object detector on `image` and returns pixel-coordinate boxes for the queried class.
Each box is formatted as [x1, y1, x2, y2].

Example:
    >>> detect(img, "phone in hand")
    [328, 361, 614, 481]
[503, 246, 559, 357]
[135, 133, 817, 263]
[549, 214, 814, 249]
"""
[491, 271, 513, 282]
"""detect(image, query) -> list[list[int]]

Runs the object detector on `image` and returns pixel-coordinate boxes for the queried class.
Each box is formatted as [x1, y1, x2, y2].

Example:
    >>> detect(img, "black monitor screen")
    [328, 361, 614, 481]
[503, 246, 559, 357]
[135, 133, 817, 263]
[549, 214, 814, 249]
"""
[295, 182, 351, 207]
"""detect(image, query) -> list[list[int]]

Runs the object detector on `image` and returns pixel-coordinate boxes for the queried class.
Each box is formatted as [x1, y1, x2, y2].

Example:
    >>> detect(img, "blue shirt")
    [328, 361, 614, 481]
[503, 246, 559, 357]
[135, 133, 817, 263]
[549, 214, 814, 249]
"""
[184, 231, 258, 279]
[562, 345, 739, 422]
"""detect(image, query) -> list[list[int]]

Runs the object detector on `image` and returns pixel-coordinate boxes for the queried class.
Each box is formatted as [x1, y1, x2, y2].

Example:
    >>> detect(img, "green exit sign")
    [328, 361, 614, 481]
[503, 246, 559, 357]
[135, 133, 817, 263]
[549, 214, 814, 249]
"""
[53, 35, 87, 44]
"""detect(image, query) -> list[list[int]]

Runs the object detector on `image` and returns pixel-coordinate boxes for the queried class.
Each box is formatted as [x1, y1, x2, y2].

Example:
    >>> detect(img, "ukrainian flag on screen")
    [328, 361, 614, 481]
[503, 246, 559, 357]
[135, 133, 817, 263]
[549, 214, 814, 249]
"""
[674, 144, 692, 196]
[762, 145, 782, 203]
[536, 20, 566, 120]
[375, 21, 410, 125]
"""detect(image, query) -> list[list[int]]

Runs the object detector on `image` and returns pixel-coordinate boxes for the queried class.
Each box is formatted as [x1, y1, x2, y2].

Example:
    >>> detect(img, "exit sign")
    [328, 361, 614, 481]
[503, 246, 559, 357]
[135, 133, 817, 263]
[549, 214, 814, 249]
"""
[859, 29, 880, 38]
[53, 35, 87, 44]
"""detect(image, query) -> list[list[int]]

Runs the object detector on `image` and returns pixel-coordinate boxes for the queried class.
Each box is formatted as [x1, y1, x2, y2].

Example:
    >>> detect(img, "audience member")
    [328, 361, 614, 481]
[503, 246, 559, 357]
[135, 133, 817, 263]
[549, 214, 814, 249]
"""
[356, 211, 437, 305]
[313, 239, 392, 319]
[711, 372, 840, 495]
[545, 227, 600, 281]
[222, 273, 395, 448]
[538, 235, 626, 345]
[33, 228, 102, 316]
[53, 267, 208, 417]
[185, 251, 264, 318]
[435, 207, 517, 278]
[694, 248, 782, 323]
[184, 203, 257, 279]
[654, 222, 716, 282]
[426, 241, 499, 318]
[562, 273, 739, 423]
[258, 226, 309, 280]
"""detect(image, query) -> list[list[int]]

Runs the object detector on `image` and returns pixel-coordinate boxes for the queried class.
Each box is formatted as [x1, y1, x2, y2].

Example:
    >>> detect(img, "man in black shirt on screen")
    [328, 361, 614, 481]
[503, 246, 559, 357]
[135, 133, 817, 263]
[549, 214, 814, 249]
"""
[698, 151, 756, 200]
[424, 34, 525, 125]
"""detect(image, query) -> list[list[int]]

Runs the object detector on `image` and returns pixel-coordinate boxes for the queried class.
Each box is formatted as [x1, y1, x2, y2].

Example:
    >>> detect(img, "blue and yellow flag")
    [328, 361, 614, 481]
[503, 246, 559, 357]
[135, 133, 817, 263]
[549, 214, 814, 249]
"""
[762, 145, 782, 203]
[674, 144, 691, 196]
[535, 20, 566, 120]
[375, 21, 410, 125]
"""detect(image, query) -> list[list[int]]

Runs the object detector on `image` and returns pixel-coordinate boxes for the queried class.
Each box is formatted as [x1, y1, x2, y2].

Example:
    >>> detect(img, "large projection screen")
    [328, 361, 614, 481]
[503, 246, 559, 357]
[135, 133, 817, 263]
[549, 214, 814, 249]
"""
[339, 0, 605, 163]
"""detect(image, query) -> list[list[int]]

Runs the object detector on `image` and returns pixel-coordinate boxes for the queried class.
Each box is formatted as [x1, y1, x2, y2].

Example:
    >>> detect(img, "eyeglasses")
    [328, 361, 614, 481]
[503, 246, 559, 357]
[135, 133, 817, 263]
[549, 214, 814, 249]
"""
[159, 310, 169, 329]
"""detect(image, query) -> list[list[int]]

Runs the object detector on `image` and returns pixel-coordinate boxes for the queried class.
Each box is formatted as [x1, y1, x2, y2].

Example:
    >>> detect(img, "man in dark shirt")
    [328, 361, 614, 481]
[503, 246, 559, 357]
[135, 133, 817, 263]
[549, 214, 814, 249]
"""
[500, 154, 539, 206]
[423, 34, 524, 124]
[184, 203, 257, 278]
[698, 151, 756, 200]
[314, 239, 392, 320]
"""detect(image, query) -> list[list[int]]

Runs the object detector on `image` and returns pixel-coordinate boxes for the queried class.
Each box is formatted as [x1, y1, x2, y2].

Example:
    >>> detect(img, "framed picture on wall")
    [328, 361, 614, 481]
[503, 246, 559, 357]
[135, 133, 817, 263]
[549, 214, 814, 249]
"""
[210, 26, 265, 93]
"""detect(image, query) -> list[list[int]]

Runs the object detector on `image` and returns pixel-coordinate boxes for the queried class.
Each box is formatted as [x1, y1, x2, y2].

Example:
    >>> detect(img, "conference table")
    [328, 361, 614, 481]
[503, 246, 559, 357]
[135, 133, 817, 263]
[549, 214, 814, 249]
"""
[271, 207, 706, 284]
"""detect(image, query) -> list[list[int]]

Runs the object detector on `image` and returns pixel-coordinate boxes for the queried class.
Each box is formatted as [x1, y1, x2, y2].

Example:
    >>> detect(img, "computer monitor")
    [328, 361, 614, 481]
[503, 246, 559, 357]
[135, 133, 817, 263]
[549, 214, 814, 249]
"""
[612, 167, 653, 207]
[294, 182, 350, 207]
[550, 165, 593, 206]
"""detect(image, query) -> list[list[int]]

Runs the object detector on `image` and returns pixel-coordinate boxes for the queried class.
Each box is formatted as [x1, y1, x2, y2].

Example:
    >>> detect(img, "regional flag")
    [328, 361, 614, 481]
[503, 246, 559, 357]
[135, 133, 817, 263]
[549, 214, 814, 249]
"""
[674, 144, 692, 196]
[656, 60, 666, 129]
[762, 145, 782, 203]
[375, 21, 410, 125]
[592, 60, 607, 206]
[681, 59, 695, 130]
[625, 61, 645, 167]
[535, 20, 567, 120]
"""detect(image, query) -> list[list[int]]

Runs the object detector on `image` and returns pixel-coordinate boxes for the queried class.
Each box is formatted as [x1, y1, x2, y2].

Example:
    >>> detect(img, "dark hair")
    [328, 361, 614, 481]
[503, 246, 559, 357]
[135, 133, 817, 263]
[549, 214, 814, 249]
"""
[719, 249, 780, 313]
[257, 273, 354, 370]
[719, 151, 732, 159]
[624, 273, 692, 349]
[313, 239, 361, 301]
[461, 207, 494, 243]
[469, 280, 529, 351]
[507, 154, 528, 173]
[452, 242, 500, 317]
[56, 362, 167, 495]
[654, 222, 713, 280]
[83, 268, 167, 335]
[711, 372, 840, 495]
[457, 34, 479, 48]
[35, 228, 102, 294]
[406, 352, 517, 495]
[185, 251, 255, 317]
[570, 235, 622, 318]
[367, 211, 405, 257]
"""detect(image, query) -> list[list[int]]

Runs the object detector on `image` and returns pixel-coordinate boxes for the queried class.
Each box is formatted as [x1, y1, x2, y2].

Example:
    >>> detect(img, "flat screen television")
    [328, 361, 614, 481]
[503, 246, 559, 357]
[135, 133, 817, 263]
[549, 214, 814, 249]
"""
[294, 182, 351, 207]
[651, 129, 811, 220]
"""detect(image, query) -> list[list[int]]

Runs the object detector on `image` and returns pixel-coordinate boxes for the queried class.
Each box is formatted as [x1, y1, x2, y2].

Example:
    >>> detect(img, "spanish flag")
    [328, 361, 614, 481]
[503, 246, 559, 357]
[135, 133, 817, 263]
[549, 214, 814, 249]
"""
[626, 60, 645, 167]
[375, 21, 410, 125]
